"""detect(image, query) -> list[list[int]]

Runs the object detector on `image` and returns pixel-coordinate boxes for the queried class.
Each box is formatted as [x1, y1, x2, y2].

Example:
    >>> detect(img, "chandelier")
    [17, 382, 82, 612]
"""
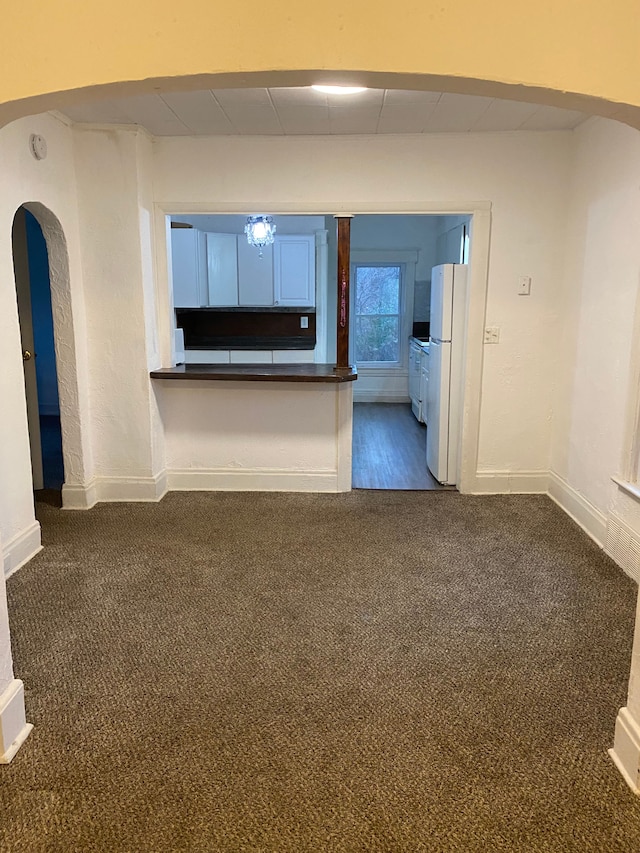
[244, 215, 276, 258]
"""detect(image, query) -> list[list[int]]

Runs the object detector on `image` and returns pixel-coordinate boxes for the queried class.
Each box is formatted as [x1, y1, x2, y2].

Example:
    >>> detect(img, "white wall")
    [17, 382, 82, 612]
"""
[0, 112, 91, 562]
[551, 116, 640, 537]
[154, 132, 573, 476]
[72, 127, 165, 502]
[157, 381, 353, 492]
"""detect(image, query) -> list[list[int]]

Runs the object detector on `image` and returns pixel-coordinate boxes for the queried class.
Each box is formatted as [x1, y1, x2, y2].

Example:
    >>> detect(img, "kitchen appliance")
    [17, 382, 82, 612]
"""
[426, 263, 468, 485]
[409, 337, 430, 422]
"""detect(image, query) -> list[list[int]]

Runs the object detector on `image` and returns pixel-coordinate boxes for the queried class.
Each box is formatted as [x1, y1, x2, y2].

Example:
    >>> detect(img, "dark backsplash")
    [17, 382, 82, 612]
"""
[176, 308, 317, 350]
[412, 321, 430, 339]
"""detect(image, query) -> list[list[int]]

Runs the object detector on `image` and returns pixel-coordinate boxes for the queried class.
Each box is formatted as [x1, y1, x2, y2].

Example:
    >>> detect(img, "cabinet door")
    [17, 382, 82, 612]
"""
[273, 235, 315, 307]
[206, 233, 239, 306]
[171, 228, 207, 307]
[236, 236, 274, 306]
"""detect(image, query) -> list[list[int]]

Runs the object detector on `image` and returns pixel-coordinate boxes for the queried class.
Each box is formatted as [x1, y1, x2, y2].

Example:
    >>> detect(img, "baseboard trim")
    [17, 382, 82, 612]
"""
[0, 679, 32, 764]
[167, 467, 340, 493]
[609, 707, 640, 794]
[62, 472, 168, 508]
[2, 522, 42, 579]
[62, 480, 99, 510]
[470, 470, 549, 495]
[353, 393, 411, 404]
[548, 471, 607, 547]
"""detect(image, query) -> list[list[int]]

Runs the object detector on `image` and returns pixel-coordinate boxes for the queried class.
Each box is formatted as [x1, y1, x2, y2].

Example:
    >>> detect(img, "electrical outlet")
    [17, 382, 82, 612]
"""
[484, 326, 500, 344]
[300, 316, 309, 329]
[518, 275, 531, 296]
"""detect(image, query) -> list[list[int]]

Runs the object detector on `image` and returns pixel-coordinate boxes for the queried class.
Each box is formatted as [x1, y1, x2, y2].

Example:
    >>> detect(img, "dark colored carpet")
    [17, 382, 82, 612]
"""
[2, 491, 640, 852]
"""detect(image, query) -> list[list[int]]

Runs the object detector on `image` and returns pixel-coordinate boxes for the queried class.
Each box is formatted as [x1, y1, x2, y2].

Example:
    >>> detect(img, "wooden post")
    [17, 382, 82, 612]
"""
[336, 216, 352, 369]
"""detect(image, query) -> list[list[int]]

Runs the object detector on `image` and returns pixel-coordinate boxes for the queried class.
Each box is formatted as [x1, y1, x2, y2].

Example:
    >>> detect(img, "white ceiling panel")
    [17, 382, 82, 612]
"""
[222, 104, 282, 134]
[424, 93, 495, 132]
[61, 99, 134, 125]
[276, 106, 330, 134]
[383, 90, 442, 106]
[212, 88, 272, 107]
[377, 103, 438, 133]
[329, 107, 380, 134]
[160, 91, 235, 135]
[471, 98, 540, 131]
[59, 86, 588, 136]
[519, 105, 586, 130]
[116, 94, 189, 135]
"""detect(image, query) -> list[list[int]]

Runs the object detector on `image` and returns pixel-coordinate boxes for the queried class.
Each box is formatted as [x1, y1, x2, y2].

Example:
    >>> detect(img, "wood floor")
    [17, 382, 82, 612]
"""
[352, 402, 447, 490]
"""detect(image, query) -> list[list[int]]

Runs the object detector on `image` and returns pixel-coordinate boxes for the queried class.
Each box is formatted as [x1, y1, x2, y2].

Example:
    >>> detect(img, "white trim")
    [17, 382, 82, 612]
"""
[62, 480, 99, 510]
[95, 473, 168, 503]
[167, 468, 340, 493]
[470, 470, 549, 495]
[2, 522, 42, 579]
[153, 202, 492, 498]
[62, 473, 168, 508]
[547, 471, 607, 547]
[612, 476, 640, 504]
[609, 707, 640, 795]
[0, 679, 33, 764]
[353, 391, 410, 403]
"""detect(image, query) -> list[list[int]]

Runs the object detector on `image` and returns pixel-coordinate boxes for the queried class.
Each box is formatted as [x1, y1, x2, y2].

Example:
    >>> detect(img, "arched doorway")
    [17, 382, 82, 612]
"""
[11, 206, 67, 498]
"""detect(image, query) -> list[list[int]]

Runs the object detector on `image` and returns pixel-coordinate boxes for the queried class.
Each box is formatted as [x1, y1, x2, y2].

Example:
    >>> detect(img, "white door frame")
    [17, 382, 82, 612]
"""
[153, 201, 491, 495]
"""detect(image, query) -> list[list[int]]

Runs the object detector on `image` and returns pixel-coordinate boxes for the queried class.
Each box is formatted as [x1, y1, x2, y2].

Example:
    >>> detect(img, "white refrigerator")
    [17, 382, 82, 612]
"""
[426, 264, 468, 485]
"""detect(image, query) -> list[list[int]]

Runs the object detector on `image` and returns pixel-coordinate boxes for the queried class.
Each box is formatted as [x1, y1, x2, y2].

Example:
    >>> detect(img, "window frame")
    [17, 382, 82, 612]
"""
[349, 249, 417, 373]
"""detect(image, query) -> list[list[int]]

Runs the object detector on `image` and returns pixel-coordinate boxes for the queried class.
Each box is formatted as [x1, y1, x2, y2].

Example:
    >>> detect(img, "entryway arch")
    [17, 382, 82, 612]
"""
[11, 202, 85, 503]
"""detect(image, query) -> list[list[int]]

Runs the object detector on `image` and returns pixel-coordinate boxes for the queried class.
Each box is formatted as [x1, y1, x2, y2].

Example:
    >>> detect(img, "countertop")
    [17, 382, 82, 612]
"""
[150, 363, 358, 384]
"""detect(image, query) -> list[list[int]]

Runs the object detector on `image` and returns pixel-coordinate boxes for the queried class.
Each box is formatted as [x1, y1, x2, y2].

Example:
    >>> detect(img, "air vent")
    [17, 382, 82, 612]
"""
[606, 514, 640, 583]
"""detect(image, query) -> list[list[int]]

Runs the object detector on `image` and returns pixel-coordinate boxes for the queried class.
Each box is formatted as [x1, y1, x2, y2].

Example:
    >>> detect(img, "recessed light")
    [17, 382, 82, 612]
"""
[311, 85, 368, 95]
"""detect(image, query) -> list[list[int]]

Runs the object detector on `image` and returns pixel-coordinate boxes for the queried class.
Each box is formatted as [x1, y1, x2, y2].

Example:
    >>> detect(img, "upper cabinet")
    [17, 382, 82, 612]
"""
[273, 235, 315, 307]
[206, 233, 239, 306]
[171, 228, 208, 308]
[174, 228, 316, 308]
[236, 237, 274, 306]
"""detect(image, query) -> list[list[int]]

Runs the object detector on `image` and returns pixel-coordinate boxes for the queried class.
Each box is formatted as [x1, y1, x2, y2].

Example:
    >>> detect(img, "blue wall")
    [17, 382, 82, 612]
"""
[25, 210, 59, 416]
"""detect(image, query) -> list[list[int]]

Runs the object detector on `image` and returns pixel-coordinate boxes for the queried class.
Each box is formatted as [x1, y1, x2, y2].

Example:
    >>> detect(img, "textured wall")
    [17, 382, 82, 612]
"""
[154, 130, 572, 475]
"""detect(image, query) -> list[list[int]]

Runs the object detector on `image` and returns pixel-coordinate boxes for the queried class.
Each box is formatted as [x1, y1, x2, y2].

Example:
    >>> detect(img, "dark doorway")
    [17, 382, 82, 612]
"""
[12, 207, 64, 492]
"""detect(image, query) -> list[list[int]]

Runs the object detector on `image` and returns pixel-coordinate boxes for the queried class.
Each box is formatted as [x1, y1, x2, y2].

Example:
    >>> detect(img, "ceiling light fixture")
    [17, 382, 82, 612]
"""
[311, 85, 368, 95]
[244, 215, 276, 258]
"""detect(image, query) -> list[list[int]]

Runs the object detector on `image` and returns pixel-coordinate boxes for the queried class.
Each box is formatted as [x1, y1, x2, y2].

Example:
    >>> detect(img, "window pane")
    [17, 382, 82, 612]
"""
[355, 316, 399, 362]
[355, 266, 401, 315]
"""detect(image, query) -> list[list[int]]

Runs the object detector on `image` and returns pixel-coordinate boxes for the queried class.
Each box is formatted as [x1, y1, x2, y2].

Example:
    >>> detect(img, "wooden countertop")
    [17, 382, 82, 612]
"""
[150, 363, 358, 384]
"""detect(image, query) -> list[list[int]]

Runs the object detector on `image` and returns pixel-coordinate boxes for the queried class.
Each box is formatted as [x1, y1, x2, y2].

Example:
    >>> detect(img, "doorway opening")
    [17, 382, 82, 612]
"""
[12, 207, 65, 495]
[349, 214, 471, 491]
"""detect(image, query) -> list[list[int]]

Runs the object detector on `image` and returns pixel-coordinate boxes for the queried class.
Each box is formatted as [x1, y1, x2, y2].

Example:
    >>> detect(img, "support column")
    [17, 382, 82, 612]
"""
[335, 216, 352, 370]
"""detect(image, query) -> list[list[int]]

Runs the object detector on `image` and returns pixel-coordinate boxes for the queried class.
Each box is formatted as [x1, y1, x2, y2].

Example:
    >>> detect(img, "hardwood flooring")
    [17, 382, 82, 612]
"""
[352, 402, 447, 490]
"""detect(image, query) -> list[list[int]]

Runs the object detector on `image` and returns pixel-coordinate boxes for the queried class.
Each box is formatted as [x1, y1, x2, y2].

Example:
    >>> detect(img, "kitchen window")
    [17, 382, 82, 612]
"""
[353, 264, 403, 365]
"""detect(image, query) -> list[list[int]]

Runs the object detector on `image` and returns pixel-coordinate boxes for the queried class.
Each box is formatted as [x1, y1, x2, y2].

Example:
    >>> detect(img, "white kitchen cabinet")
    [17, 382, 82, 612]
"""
[236, 237, 273, 306]
[171, 228, 208, 308]
[273, 235, 315, 307]
[206, 233, 239, 306]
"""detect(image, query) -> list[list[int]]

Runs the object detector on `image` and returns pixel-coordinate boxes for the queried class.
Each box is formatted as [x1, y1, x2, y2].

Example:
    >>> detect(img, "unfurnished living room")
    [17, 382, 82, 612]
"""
[3, 3, 640, 851]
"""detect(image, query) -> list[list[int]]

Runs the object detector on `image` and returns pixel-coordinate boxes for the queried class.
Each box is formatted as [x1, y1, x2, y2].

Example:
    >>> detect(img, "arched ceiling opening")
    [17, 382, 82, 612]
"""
[1, 0, 640, 130]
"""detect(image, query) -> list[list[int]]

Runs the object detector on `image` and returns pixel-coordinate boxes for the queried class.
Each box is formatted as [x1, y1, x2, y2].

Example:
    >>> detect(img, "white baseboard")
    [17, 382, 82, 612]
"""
[62, 472, 168, 509]
[547, 471, 607, 547]
[470, 470, 549, 495]
[62, 480, 99, 510]
[609, 707, 640, 794]
[2, 522, 42, 579]
[0, 679, 32, 764]
[167, 467, 340, 493]
[353, 392, 411, 403]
